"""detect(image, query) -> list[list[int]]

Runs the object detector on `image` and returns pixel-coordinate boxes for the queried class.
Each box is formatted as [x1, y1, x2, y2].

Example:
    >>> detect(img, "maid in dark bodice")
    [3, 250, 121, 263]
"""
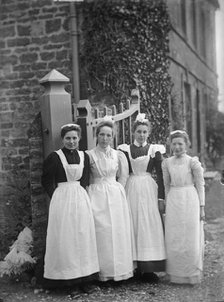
[42, 146, 89, 198]
[118, 113, 166, 283]
[41, 123, 99, 293]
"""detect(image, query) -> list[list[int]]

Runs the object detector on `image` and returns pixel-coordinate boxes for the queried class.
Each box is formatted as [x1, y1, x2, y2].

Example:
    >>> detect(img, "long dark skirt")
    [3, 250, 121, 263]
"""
[43, 273, 99, 289]
[137, 260, 166, 273]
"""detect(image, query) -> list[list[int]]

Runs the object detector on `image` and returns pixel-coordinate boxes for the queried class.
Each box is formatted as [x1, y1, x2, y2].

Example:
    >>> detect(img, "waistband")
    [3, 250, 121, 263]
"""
[92, 176, 116, 184]
[58, 181, 80, 187]
[170, 184, 194, 188]
[130, 172, 151, 177]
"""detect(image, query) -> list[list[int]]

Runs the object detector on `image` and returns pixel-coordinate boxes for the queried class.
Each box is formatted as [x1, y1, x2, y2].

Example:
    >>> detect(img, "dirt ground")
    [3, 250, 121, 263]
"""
[0, 175, 224, 302]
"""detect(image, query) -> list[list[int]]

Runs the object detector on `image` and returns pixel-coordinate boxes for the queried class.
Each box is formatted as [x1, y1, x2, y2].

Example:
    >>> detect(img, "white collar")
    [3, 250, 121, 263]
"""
[133, 140, 147, 147]
[96, 144, 111, 154]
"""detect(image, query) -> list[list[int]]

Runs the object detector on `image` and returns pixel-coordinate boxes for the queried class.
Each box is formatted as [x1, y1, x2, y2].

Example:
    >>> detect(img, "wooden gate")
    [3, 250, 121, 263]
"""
[76, 92, 140, 151]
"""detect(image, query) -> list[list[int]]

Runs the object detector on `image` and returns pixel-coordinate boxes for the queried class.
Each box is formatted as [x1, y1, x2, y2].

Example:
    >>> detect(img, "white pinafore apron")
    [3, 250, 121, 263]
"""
[88, 147, 134, 281]
[44, 149, 99, 280]
[125, 145, 166, 261]
[164, 155, 204, 284]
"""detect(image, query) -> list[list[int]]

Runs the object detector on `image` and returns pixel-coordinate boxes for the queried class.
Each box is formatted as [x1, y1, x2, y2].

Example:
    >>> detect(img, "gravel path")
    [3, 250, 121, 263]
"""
[1, 178, 224, 302]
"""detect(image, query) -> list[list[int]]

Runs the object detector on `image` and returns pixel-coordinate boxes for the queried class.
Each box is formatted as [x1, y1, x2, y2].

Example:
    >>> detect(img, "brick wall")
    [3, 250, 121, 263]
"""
[0, 0, 73, 255]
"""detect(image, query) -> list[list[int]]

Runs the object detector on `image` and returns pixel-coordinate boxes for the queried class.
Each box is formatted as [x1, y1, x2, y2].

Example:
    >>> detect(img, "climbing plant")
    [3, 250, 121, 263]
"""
[80, 0, 172, 143]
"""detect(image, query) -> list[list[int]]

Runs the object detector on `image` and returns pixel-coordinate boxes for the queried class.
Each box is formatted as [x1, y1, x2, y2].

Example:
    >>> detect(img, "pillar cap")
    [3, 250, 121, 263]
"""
[39, 69, 70, 84]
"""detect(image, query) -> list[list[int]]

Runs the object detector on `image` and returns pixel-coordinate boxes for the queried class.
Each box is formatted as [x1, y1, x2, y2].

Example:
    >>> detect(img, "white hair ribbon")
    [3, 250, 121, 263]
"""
[135, 113, 148, 123]
[170, 130, 187, 135]
[61, 123, 80, 129]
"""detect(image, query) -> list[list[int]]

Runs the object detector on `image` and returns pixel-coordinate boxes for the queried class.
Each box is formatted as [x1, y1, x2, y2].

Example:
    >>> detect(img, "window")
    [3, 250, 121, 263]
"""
[196, 89, 201, 153]
[180, 0, 187, 35]
[190, 0, 197, 48]
[184, 83, 192, 143]
[199, 8, 206, 59]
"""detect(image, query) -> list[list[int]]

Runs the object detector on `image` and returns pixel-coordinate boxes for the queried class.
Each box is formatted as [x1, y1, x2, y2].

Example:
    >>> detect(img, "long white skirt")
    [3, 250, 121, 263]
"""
[88, 179, 134, 281]
[44, 181, 99, 280]
[125, 174, 166, 261]
[165, 186, 204, 284]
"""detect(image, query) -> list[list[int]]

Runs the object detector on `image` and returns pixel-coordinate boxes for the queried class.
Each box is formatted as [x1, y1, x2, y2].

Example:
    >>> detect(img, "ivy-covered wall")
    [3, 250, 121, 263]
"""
[80, 0, 172, 143]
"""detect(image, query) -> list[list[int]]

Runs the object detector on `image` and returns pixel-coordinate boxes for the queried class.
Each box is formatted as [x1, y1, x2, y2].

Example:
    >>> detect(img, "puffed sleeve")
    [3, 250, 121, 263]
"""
[191, 157, 205, 206]
[41, 152, 59, 198]
[117, 150, 129, 187]
[117, 144, 132, 175]
[161, 158, 171, 199]
[80, 152, 90, 189]
[150, 144, 166, 158]
[117, 144, 129, 153]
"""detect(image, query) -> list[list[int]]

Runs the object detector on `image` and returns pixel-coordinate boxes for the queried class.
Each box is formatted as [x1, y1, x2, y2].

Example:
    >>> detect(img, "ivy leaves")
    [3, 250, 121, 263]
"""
[80, 0, 172, 143]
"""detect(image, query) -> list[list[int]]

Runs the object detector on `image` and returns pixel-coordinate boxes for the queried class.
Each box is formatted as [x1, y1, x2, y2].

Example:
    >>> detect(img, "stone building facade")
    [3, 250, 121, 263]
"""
[167, 0, 219, 160]
[0, 0, 220, 259]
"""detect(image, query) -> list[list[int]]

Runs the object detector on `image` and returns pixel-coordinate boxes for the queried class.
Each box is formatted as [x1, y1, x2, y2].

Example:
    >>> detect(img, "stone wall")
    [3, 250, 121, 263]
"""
[27, 112, 48, 282]
[0, 0, 73, 255]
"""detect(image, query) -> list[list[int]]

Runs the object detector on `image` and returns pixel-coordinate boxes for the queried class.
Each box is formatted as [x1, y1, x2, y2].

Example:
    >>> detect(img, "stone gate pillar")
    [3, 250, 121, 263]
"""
[39, 69, 73, 158]
[31, 69, 73, 283]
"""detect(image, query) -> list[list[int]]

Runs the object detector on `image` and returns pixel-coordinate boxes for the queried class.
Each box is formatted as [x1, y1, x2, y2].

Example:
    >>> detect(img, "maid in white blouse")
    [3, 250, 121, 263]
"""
[162, 130, 205, 284]
[87, 117, 134, 283]
[118, 113, 166, 283]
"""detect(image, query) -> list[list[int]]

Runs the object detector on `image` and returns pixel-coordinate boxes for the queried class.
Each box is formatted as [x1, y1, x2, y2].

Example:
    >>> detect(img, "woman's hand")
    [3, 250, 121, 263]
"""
[200, 206, 205, 221]
[221, 170, 224, 185]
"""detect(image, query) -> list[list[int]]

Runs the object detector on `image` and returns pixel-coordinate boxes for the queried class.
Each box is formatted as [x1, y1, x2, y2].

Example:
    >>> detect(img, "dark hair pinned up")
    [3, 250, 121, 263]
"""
[169, 130, 191, 147]
[95, 116, 115, 137]
[132, 113, 151, 133]
[60, 123, 82, 138]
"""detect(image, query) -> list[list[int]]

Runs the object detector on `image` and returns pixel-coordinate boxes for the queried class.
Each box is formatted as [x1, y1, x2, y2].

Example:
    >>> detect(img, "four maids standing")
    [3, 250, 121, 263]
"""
[41, 113, 205, 293]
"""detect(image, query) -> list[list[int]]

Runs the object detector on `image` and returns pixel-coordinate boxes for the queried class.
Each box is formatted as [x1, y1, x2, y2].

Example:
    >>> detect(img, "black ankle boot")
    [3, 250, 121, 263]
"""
[140, 272, 159, 283]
